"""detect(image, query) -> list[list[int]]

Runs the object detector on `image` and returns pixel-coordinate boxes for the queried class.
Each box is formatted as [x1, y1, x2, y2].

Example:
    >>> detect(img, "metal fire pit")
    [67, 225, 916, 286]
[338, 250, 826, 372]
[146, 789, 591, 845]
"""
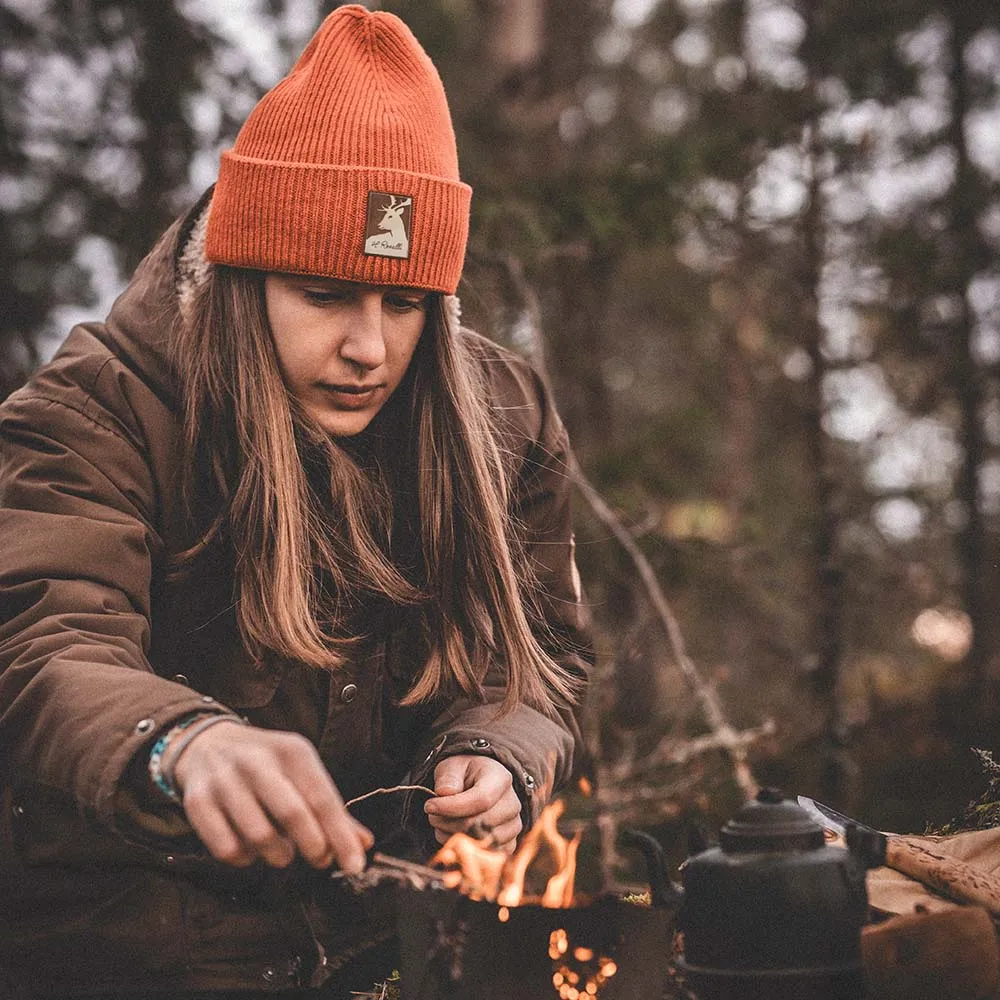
[395, 886, 675, 1000]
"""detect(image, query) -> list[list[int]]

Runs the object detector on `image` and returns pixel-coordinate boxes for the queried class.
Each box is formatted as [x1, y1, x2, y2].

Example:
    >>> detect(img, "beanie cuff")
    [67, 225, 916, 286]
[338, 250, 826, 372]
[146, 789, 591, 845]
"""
[205, 153, 471, 295]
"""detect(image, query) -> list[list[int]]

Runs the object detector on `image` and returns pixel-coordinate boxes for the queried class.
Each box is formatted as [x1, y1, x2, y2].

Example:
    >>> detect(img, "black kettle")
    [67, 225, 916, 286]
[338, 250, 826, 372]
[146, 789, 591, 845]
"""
[622, 787, 885, 1000]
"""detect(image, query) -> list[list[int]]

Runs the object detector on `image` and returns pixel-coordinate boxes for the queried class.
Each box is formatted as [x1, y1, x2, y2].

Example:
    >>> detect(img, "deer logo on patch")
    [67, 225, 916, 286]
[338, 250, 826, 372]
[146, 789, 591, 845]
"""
[364, 191, 412, 259]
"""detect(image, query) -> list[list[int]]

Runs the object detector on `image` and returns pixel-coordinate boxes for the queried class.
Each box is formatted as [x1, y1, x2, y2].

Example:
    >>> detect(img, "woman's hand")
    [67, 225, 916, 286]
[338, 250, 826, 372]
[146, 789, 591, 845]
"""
[171, 721, 372, 872]
[424, 754, 523, 854]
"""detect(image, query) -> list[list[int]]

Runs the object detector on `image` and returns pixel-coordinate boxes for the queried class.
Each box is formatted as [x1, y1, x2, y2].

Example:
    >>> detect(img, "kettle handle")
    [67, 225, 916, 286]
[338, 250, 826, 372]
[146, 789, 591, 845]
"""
[618, 828, 683, 909]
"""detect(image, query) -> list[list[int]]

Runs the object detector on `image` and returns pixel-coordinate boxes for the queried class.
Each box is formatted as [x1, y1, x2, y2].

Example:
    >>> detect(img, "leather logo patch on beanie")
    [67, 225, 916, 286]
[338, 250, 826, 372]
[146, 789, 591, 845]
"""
[364, 191, 412, 259]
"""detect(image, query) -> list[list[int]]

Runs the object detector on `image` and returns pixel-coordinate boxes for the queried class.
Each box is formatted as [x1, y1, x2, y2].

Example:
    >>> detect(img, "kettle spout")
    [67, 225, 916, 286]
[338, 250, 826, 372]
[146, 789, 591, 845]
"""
[618, 828, 683, 909]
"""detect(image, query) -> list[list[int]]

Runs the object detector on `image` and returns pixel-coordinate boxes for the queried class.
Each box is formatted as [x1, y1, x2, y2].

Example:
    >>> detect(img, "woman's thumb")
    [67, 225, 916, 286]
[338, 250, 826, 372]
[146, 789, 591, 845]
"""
[433, 756, 468, 795]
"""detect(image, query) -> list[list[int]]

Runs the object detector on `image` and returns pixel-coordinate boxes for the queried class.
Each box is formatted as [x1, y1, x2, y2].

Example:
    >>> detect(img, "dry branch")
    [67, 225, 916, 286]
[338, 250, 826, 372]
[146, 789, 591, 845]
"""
[499, 253, 762, 801]
[331, 852, 449, 893]
[344, 784, 436, 809]
[571, 470, 760, 800]
[630, 720, 776, 777]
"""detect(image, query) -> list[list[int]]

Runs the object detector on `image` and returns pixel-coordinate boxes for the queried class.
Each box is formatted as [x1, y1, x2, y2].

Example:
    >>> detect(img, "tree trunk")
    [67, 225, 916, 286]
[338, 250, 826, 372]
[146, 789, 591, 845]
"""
[800, 97, 851, 803]
[944, 7, 991, 707]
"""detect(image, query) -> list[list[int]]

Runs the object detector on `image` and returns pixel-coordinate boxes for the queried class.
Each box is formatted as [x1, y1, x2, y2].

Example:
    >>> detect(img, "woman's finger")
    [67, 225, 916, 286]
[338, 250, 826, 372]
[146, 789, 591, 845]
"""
[470, 795, 522, 832]
[488, 817, 523, 853]
[432, 755, 471, 797]
[427, 789, 521, 838]
[216, 780, 297, 868]
[425, 801, 515, 833]
[427, 756, 513, 820]
[275, 733, 371, 872]
[427, 812, 468, 836]
[182, 784, 256, 867]
[304, 779, 370, 874]
[255, 779, 333, 869]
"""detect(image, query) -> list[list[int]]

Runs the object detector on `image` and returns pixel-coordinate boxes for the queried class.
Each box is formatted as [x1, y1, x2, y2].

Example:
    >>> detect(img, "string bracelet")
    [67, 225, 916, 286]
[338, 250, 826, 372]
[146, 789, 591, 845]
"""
[149, 712, 246, 802]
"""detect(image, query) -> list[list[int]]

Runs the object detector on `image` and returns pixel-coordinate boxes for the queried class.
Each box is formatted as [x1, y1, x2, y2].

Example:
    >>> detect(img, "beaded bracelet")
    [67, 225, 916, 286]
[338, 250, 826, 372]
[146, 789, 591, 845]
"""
[149, 713, 209, 802]
[148, 712, 245, 802]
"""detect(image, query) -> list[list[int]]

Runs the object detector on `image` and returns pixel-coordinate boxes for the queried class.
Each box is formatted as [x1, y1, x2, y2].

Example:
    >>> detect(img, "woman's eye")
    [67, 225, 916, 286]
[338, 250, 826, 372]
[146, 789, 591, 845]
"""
[303, 288, 349, 305]
[385, 294, 426, 313]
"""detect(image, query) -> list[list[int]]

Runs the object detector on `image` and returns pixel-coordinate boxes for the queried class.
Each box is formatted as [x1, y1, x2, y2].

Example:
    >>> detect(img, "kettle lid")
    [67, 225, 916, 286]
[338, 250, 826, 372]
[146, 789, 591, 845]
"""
[719, 787, 825, 853]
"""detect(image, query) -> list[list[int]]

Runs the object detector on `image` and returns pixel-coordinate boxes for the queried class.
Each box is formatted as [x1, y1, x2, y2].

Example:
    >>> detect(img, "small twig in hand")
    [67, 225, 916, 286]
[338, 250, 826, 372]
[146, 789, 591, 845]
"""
[344, 784, 436, 809]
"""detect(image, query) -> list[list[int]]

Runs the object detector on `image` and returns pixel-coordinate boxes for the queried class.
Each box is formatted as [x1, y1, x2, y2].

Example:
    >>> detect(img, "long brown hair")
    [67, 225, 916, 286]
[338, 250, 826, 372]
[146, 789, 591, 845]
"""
[171, 265, 579, 714]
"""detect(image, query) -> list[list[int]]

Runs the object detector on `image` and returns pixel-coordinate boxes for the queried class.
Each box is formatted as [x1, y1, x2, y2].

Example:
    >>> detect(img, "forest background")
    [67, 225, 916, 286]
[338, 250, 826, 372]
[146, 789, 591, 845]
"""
[3, 0, 1000, 888]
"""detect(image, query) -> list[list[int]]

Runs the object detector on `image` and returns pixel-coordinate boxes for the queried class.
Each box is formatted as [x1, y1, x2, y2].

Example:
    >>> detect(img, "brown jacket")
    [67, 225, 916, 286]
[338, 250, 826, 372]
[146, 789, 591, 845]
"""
[0, 199, 591, 996]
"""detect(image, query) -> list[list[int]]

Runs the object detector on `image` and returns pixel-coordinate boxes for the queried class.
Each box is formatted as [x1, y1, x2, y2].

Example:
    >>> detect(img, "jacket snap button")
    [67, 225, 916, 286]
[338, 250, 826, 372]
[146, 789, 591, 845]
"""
[172, 674, 190, 686]
[12, 804, 24, 818]
[135, 718, 155, 735]
[471, 737, 491, 750]
[201, 695, 215, 704]
[261, 967, 277, 983]
[340, 683, 358, 704]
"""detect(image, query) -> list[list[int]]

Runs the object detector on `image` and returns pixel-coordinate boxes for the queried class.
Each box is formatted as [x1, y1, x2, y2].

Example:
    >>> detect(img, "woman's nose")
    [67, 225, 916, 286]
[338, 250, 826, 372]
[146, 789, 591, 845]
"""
[339, 293, 386, 370]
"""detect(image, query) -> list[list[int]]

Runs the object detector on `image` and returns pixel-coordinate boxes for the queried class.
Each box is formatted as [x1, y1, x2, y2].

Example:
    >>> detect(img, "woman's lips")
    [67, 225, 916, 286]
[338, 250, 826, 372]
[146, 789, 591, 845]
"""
[317, 383, 384, 409]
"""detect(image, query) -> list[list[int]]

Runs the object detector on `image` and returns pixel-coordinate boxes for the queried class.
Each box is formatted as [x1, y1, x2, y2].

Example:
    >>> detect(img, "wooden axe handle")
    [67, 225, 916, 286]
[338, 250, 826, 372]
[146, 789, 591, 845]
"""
[886, 836, 1000, 915]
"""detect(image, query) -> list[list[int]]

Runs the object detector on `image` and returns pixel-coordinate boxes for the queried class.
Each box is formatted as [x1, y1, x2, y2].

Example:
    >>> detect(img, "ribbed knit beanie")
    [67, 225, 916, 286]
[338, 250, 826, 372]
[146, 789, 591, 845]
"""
[205, 5, 471, 294]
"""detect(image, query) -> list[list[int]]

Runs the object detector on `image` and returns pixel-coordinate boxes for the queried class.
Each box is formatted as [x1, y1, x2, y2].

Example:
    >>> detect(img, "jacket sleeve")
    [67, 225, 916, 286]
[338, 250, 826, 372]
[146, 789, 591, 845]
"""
[0, 349, 231, 833]
[408, 354, 593, 829]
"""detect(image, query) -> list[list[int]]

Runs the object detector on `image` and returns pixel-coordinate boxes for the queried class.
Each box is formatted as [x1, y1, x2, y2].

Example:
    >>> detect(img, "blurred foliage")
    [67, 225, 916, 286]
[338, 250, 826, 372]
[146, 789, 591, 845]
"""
[3, 0, 1000, 837]
[936, 748, 1000, 834]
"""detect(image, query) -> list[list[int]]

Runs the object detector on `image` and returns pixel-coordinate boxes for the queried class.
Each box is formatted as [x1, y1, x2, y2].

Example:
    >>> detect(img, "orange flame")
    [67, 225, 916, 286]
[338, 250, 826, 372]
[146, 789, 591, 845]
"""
[430, 799, 581, 908]
[431, 831, 507, 901]
[428, 801, 620, 1000]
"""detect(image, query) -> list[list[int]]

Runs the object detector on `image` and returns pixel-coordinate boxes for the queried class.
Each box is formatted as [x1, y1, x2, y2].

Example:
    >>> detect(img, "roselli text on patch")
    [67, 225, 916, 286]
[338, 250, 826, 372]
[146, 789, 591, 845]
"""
[364, 191, 413, 259]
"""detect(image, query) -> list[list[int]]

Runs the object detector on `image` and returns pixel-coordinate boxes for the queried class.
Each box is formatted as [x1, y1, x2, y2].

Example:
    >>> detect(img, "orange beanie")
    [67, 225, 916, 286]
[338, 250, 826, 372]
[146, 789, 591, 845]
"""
[205, 5, 471, 294]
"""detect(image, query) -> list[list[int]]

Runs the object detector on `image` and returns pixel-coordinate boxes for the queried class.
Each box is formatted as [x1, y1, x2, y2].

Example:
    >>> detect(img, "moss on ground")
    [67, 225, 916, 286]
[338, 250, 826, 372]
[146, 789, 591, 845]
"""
[932, 748, 1000, 835]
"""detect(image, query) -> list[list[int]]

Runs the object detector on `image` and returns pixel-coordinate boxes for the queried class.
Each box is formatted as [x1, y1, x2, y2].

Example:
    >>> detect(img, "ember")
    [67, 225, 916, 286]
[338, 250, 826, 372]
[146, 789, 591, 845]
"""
[395, 889, 670, 1000]
[549, 927, 618, 999]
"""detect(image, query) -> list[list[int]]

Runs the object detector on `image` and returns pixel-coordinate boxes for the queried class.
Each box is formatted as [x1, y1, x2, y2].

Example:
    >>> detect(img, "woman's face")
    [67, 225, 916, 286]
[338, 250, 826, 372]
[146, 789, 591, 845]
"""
[264, 273, 429, 437]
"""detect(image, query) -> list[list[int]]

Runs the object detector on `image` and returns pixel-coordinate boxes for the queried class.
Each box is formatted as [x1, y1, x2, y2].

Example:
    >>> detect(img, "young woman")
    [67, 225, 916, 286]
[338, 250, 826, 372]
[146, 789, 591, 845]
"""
[0, 7, 590, 999]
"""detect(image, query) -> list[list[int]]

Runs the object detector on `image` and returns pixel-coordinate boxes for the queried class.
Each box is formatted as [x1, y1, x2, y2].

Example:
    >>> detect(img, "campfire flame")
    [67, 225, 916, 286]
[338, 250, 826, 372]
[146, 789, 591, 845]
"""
[428, 794, 623, 1000]
[430, 831, 507, 901]
[430, 799, 582, 908]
